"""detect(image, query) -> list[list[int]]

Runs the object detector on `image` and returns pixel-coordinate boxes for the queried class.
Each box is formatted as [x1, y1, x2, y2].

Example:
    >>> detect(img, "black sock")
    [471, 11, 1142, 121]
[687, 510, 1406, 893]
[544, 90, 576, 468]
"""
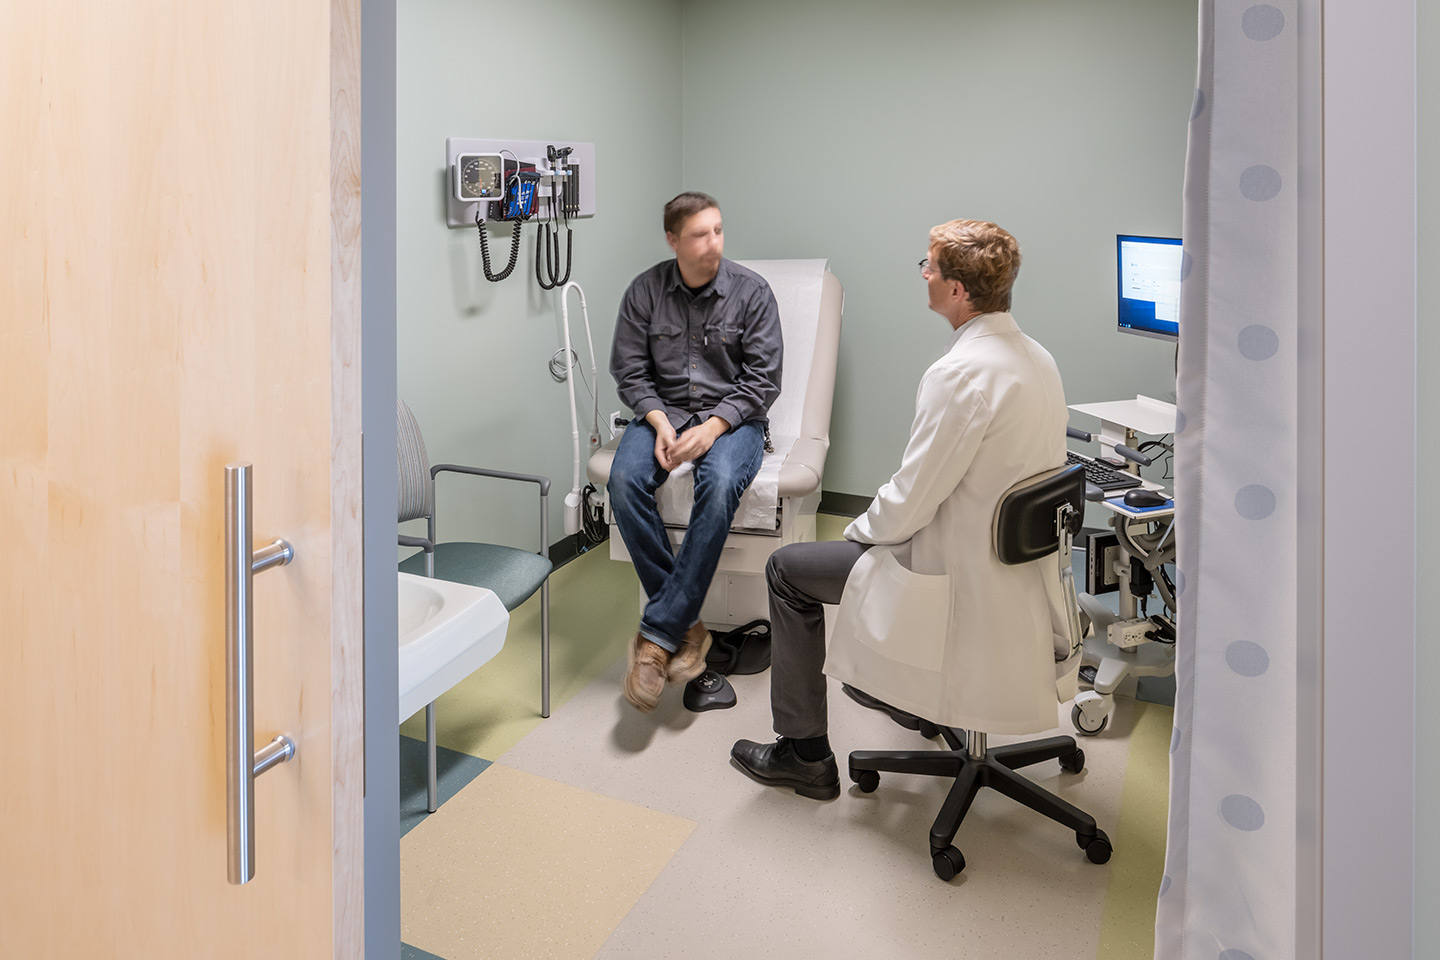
[790, 735, 831, 762]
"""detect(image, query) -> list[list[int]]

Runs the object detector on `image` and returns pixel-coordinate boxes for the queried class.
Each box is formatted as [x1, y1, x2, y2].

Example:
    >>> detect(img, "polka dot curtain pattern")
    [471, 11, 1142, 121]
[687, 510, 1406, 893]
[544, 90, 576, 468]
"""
[1156, 2, 1298, 958]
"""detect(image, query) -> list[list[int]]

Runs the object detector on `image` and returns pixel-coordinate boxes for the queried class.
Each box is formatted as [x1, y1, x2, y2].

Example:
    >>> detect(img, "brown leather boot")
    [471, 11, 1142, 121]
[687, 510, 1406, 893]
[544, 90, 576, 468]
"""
[666, 620, 712, 684]
[622, 633, 670, 712]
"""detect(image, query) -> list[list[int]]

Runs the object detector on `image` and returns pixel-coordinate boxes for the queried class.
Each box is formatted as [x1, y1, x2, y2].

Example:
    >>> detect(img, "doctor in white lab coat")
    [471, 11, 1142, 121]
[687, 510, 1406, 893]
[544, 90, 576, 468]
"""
[731, 219, 1070, 801]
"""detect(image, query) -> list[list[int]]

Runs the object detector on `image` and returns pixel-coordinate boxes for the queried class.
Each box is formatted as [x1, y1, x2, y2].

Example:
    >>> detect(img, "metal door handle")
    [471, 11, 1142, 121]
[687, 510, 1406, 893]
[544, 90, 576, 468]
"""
[225, 463, 297, 885]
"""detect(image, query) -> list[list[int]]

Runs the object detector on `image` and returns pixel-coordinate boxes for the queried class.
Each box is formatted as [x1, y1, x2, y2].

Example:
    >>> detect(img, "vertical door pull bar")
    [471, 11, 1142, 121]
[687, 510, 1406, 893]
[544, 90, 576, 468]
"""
[225, 463, 297, 886]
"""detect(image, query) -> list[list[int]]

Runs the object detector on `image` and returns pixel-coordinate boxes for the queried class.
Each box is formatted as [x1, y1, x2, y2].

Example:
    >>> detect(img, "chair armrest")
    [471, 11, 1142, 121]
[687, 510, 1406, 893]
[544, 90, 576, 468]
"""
[430, 464, 553, 559]
[398, 534, 434, 551]
[431, 463, 552, 496]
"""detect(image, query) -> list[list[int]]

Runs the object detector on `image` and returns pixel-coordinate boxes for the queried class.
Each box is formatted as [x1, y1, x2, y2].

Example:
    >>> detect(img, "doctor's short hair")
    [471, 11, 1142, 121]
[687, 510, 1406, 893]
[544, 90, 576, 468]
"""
[664, 192, 720, 236]
[928, 219, 1022, 313]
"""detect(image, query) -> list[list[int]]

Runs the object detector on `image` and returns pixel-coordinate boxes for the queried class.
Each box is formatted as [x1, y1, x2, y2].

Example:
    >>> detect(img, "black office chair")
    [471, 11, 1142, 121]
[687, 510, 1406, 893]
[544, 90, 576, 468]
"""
[847, 464, 1112, 880]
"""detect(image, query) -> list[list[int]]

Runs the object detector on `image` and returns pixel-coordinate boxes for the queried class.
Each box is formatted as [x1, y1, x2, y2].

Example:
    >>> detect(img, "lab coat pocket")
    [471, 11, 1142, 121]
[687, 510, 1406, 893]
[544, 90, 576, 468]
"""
[846, 549, 952, 671]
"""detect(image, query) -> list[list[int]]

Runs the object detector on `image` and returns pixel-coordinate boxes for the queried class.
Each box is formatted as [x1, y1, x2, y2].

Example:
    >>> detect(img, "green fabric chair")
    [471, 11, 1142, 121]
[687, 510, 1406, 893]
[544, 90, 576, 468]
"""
[397, 400, 553, 812]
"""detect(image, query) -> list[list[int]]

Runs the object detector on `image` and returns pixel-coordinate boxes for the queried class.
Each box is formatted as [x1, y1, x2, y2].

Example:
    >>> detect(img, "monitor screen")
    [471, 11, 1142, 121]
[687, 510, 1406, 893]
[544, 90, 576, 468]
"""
[1116, 235, 1182, 342]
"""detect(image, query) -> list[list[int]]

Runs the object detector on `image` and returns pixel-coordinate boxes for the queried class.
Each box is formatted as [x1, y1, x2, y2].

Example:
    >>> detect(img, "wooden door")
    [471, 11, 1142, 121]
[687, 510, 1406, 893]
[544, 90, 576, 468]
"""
[0, 1, 364, 956]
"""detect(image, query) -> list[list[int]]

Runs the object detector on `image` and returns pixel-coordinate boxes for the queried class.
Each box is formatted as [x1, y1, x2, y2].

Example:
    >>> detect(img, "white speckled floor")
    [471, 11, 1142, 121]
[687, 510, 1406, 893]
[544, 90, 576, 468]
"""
[399, 516, 1169, 960]
[502, 661, 1136, 959]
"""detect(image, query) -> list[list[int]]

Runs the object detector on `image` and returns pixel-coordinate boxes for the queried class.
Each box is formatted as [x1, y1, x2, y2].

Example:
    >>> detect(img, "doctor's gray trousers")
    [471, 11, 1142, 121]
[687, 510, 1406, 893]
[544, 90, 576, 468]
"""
[766, 539, 872, 739]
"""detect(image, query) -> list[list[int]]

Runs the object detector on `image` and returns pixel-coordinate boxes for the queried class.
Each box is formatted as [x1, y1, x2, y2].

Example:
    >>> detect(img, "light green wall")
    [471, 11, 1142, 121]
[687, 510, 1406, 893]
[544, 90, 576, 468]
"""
[680, 0, 1196, 496]
[397, 0, 682, 550]
[1418, 0, 1436, 948]
[398, 0, 1196, 540]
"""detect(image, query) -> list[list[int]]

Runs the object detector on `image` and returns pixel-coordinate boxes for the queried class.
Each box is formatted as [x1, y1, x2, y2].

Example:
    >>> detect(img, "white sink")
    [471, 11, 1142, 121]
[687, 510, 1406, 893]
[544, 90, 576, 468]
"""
[397, 572, 509, 723]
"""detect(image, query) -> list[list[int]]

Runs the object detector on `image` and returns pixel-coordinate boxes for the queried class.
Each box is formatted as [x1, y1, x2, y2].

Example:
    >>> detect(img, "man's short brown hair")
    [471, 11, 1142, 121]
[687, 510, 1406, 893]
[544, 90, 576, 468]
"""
[664, 192, 720, 236]
[928, 219, 1022, 313]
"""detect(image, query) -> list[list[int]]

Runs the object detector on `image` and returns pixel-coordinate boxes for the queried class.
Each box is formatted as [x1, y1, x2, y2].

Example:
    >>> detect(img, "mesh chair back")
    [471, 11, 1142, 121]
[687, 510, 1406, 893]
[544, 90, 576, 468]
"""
[397, 399, 434, 523]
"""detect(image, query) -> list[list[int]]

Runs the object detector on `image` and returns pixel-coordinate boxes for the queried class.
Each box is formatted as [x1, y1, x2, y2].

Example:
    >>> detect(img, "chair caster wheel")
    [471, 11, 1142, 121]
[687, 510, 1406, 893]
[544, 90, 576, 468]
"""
[849, 766, 880, 793]
[1078, 828, 1112, 864]
[918, 720, 939, 739]
[1059, 748, 1085, 774]
[1071, 700, 1110, 737]
[932, 845, 965, 881]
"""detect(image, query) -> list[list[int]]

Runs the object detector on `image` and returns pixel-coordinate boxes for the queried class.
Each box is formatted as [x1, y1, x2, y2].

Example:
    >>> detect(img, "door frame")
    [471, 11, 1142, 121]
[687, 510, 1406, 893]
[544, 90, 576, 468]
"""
[360, 0, 401, 957]
[1312, 0, 1418, 955]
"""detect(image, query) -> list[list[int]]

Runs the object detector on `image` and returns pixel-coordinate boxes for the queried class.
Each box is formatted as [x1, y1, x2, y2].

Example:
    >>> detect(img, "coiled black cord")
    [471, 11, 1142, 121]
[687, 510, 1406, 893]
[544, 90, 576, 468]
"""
[476, 212, 522, 282]
[550, 224, 574, 287]
[535, 222, 573, 289]
[535, 223, 557, 289]
[580, 482, 607, 546]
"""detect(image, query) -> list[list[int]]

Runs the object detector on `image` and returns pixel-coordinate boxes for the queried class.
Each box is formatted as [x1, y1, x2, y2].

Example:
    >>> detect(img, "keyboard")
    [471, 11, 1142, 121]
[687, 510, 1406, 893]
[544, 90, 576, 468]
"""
[1066, 450, 1143, 492]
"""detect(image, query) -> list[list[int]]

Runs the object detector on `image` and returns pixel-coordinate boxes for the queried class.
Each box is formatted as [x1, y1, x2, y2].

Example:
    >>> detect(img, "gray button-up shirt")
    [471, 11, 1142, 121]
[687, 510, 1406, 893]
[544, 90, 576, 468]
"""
[611, 258, 783, 431]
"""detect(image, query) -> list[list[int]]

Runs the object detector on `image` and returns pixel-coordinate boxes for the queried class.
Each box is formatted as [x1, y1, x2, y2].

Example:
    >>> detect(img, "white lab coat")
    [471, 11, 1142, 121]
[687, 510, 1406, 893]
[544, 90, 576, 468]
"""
[826, 312, 1071, 734]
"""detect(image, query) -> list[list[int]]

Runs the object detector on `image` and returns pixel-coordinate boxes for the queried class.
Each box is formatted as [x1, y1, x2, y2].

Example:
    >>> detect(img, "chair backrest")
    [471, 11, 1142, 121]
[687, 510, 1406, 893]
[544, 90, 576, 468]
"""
[992, 464, 1085, 565]
[397, 399, 433, 523]
[993, 463, 1087, 662]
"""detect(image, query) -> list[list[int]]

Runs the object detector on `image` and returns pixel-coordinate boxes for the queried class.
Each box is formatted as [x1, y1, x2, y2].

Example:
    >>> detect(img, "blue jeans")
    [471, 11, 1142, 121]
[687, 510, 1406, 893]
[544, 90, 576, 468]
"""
[608, 415, 765, 651]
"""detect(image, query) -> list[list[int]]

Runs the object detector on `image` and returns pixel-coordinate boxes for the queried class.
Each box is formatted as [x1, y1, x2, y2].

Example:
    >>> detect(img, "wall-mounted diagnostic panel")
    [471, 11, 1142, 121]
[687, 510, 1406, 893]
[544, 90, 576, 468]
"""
[445, 137, 596, 228]
[454, 153, 504, 202]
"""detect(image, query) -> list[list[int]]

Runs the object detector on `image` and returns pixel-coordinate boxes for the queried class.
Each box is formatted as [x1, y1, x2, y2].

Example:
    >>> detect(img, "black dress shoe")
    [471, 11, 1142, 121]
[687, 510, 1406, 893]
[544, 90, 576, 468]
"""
[730, 737, 840, 801]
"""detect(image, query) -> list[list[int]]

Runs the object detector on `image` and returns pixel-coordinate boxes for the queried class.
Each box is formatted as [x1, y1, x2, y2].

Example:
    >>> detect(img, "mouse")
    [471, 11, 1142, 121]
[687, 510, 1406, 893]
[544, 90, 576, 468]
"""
[1123, 488, 1171, 509]
[683, 670, 737, 712]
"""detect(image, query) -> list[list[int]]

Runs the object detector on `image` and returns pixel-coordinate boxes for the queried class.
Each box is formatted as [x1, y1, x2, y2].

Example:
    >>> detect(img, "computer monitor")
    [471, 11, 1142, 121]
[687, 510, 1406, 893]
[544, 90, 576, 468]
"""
[1116, 234, 1182, 342]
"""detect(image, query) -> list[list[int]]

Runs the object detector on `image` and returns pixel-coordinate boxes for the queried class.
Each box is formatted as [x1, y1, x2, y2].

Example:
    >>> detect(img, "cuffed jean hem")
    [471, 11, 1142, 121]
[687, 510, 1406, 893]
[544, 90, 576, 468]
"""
[638, 625, 680, 653]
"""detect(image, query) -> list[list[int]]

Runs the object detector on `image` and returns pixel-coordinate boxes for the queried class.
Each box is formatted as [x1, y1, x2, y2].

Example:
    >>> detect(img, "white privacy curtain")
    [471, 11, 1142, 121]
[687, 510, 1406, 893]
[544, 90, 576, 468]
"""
[1157, 3, 1297, 958]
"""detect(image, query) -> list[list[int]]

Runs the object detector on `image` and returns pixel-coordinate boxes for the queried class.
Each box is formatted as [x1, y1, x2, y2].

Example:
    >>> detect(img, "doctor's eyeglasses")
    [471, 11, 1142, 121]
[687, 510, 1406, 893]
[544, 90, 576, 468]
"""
[918, 258, 939, 279]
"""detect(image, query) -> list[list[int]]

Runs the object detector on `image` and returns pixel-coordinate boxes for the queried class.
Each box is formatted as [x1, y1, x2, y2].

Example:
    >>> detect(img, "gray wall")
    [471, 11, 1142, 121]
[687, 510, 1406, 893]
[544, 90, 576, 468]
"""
[397, 0, 682, 550]
[680, 0, 1197, 496]
[1419, 0, 1436, 948]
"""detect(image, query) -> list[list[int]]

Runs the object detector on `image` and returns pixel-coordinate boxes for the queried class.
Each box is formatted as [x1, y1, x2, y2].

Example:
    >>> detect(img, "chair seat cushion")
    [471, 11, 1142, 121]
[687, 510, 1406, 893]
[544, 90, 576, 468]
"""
[399, 542, 552, 612]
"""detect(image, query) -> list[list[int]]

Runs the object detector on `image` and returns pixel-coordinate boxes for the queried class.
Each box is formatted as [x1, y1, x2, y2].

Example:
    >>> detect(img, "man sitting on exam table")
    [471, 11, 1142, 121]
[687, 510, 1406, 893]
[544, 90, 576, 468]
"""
[731, 219, 1068, 799]
[608, 192, 784, 713]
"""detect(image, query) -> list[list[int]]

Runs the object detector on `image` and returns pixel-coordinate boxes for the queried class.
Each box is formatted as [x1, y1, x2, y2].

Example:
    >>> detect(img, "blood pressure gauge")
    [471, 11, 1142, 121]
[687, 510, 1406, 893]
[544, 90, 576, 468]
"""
[454, 153, 503, 202]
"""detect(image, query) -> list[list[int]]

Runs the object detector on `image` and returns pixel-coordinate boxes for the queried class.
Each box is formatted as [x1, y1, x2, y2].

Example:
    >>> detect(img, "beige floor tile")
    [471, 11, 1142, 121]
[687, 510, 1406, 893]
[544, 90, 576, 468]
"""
[401, 514, 1171, 960]
[501, 656, 1142, 960]
[401, 764, 695, 960]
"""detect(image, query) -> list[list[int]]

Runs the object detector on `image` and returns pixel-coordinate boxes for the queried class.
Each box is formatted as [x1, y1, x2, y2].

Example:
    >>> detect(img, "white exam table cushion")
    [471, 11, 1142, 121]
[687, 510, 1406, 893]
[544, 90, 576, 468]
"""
[587, 433, 829, 530]
[587, 259, 838, 530]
